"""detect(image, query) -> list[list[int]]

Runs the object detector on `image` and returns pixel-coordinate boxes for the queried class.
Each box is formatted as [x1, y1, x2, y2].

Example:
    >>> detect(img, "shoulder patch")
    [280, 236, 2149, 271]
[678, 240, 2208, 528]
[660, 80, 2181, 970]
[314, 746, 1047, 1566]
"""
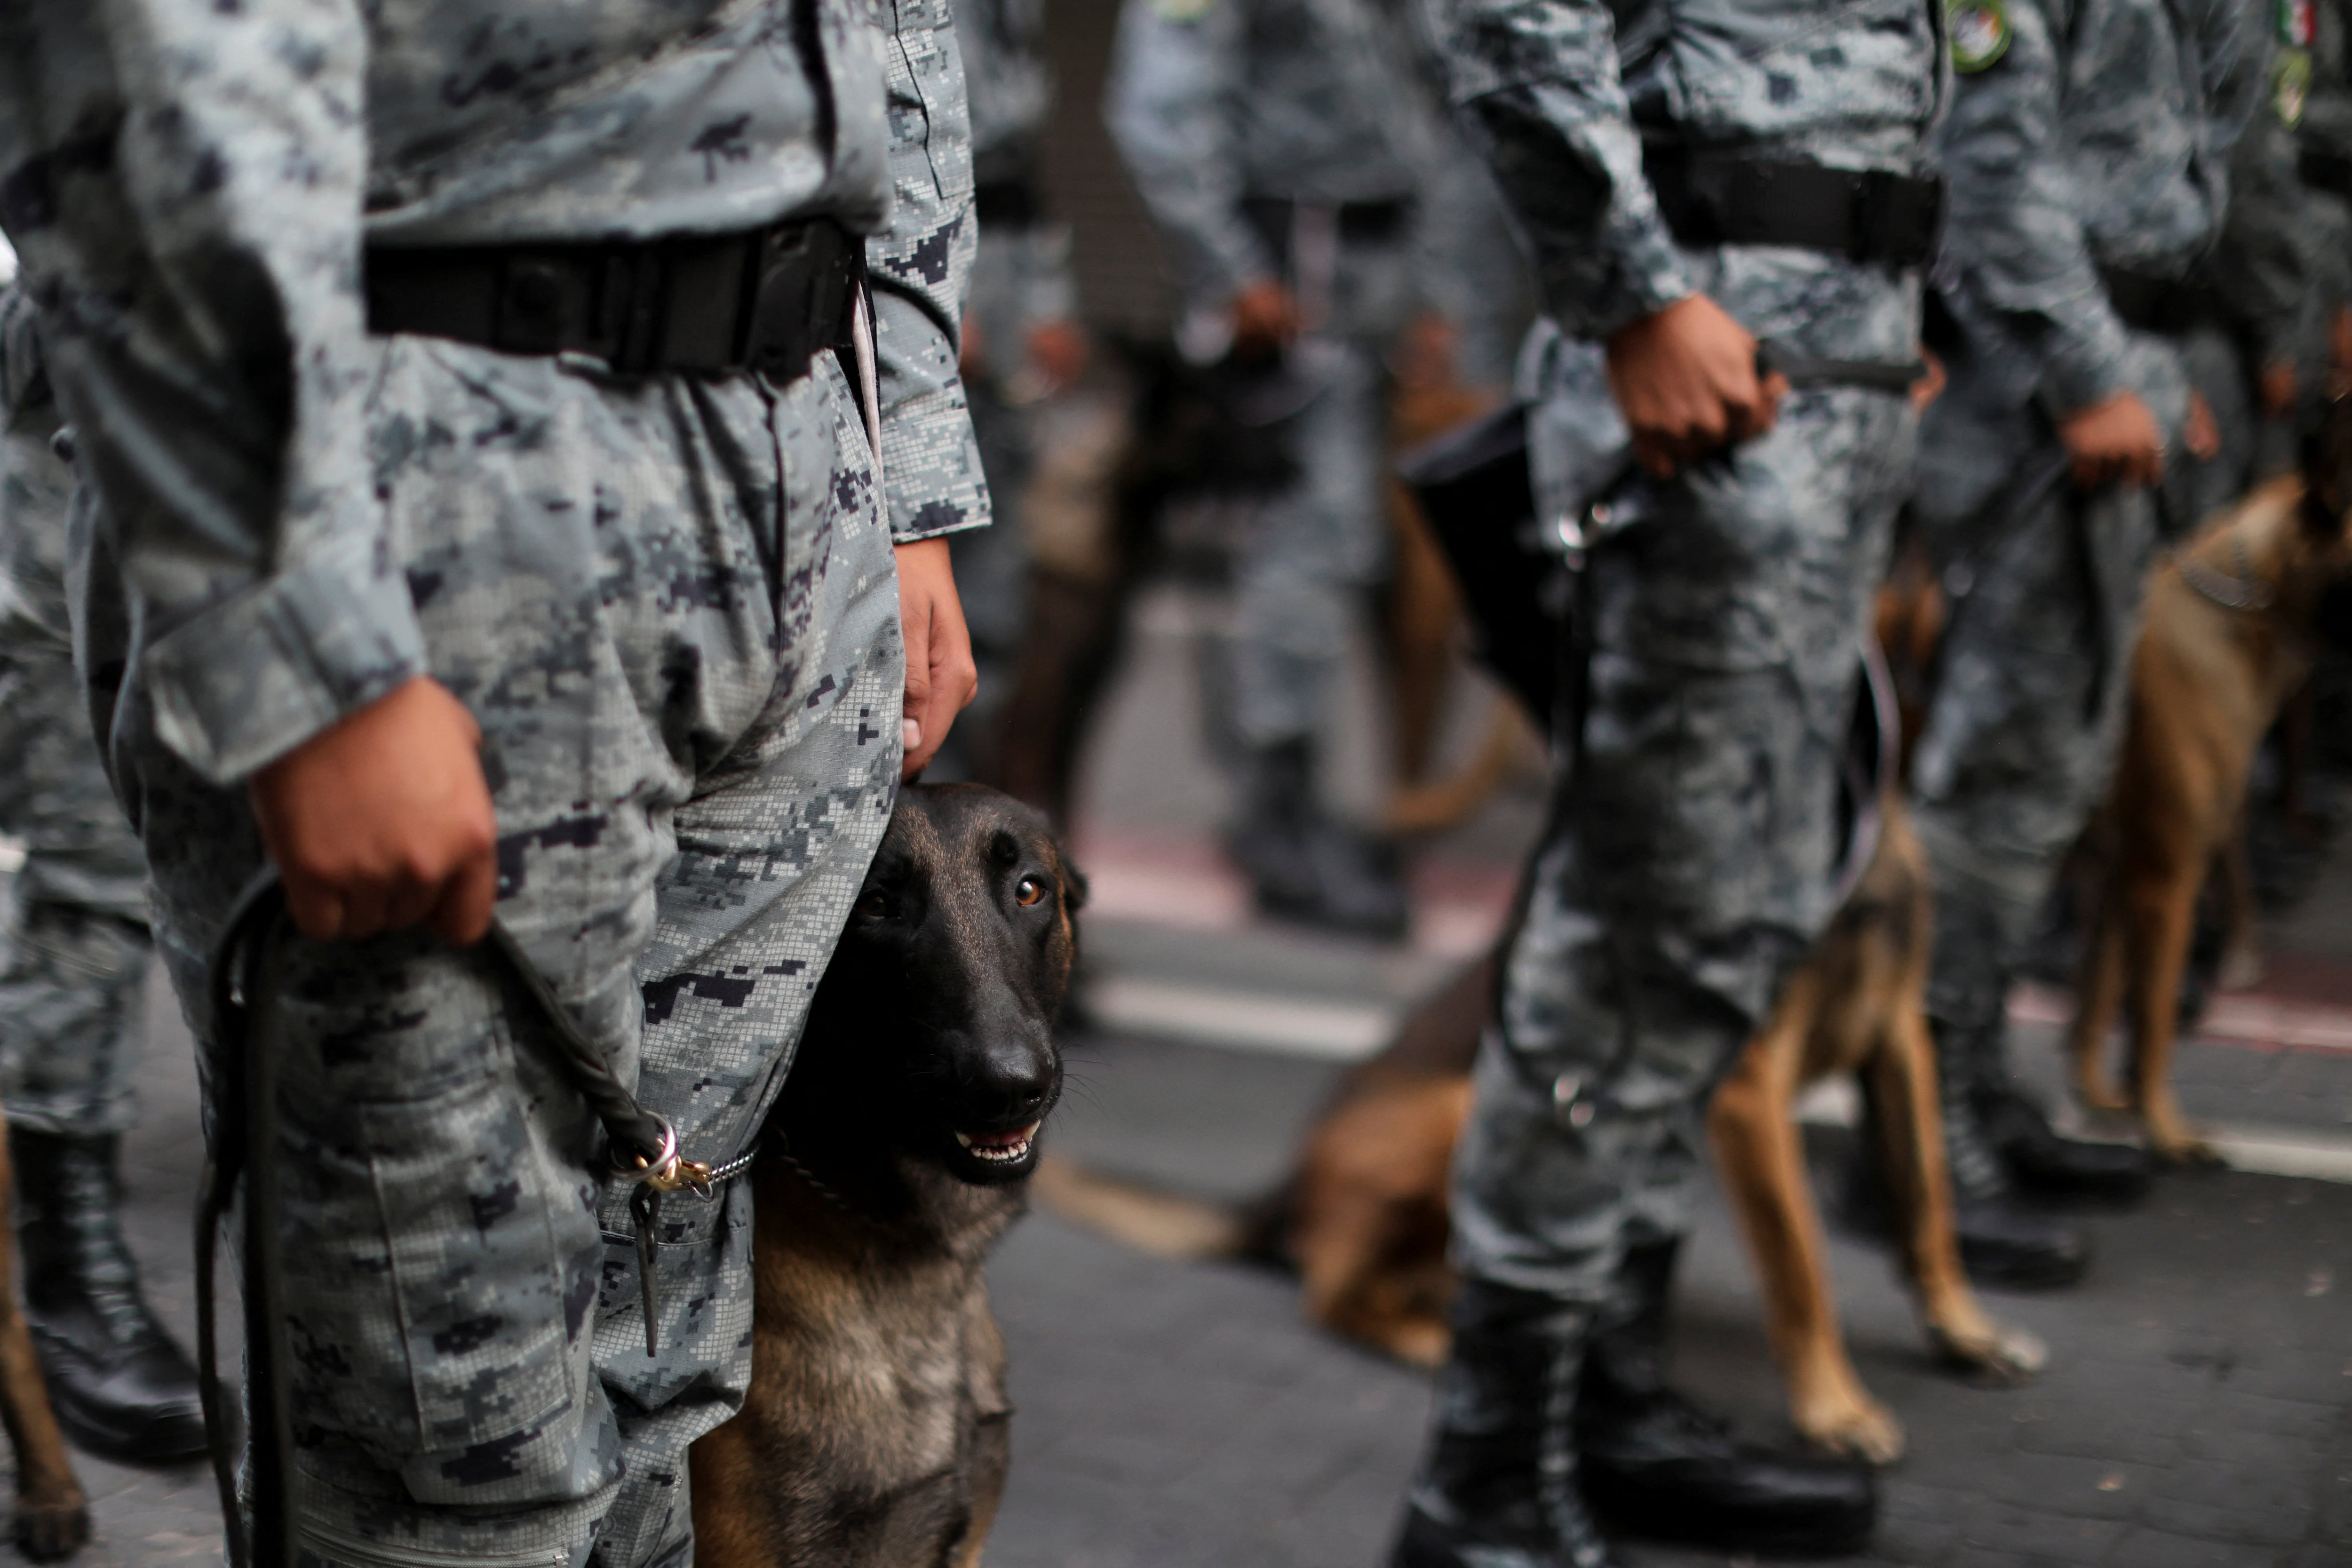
[1948, 0, 2012, 73]
[2280, 0, 2317, 48]
[1153, 0, 1217, 19]
[2275, 48, 2312, 126]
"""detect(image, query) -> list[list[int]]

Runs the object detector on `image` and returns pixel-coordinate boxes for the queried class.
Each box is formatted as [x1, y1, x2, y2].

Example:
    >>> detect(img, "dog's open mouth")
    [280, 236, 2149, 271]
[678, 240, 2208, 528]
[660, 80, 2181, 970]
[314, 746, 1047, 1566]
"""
[954, 1123, 1042, 1166]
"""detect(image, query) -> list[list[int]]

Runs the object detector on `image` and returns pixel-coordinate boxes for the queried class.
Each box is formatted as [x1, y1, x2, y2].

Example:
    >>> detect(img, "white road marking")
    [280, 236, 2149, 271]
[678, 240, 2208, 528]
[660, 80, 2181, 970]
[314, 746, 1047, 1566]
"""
[1084, 976, 2352, 1183]
[1084, 978, 1396, 1062]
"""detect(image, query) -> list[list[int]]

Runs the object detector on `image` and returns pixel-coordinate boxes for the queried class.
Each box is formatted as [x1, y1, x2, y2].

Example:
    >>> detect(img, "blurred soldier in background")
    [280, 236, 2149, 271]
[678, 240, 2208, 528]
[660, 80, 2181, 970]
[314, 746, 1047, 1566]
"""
[2185, 15, 2339, 509]
[1106, 0, 1439, 939]
[1394, 0, 1947, 1557]
[0, 286, 205, 1466]
[2287, 0, 2352, 383]
[942, 0, 1091, 786]
[0, 0, 981, 1561]
[1905, 0, 2271, 1284]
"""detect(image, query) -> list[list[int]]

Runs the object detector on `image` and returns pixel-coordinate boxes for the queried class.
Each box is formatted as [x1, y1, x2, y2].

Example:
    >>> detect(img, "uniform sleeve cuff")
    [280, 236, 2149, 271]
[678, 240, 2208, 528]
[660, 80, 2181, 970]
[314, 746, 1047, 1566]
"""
[869, 288, 993, 542]
[141, 533, 426, 786]
[2039, 297, 2136, 415]
[1572, 255, 1699, 344]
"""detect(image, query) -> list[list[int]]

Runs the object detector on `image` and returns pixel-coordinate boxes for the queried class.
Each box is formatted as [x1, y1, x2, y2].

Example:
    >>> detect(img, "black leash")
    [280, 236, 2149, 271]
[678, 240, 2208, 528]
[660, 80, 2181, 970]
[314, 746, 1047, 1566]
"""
[1480, 340, 1929, 1132]
[198, 874, 759, 1568]
[1755, 341, 1927, 395]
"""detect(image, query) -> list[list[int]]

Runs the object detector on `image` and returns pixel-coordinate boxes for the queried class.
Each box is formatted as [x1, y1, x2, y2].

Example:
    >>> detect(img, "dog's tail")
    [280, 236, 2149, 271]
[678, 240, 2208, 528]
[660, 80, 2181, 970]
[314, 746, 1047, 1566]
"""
[1032, 1155, 1290, 1266]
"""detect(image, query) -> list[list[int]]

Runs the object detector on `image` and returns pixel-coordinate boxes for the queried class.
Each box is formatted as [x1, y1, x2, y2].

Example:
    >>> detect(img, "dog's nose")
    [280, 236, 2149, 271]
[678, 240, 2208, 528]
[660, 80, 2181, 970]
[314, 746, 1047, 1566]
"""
[967, 1037, 1057, 1123]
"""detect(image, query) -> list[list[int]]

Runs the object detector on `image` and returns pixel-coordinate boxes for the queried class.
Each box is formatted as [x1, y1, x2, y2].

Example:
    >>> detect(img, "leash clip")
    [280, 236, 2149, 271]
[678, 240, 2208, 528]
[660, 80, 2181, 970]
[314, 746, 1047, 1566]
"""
[615, 1116, 724, 1357]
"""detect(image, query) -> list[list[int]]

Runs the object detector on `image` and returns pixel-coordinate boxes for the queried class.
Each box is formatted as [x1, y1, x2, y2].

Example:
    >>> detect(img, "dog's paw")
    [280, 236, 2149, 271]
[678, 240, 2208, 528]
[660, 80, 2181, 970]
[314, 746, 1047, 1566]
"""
[1932, 1319, 2046, 1385]
[2151, 1131, 2225, 1170]
[13, 1497, 89, 1562]
[1377, 1320, 1450, 1371]
[1796, 1395, 1906, 1466]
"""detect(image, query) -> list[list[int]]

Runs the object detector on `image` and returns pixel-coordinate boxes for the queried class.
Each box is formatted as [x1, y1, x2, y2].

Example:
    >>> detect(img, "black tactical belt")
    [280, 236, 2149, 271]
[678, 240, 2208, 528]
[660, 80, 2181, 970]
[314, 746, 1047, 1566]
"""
[2301, 146, 2352, 197]
[1644, 146, 1944, 267]
[365, 217, 862, 379]
[975, 177, 1046, 228]
[2099, 266, 2222, 334]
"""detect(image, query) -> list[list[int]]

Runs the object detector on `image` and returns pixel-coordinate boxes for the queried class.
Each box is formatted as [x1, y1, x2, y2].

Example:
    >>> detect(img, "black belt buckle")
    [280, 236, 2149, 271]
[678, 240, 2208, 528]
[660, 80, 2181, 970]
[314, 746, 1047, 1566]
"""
[1851, 169, 1893, 264]
[741, 220, 858, 385]
[1847, 168, 1943, 267]
[1877, 171, 1944, 267]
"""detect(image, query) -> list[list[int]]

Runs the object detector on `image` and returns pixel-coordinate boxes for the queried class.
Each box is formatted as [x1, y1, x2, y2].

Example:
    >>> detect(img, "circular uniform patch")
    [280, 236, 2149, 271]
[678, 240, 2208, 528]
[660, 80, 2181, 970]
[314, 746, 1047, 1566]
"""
[1949, 0, 2013, 72]
[2276, 48, 2313, 126]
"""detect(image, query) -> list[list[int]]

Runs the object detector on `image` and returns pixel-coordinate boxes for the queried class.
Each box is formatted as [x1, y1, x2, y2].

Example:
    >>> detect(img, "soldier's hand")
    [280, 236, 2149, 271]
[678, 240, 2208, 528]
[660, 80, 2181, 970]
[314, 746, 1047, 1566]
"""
[1605, 295, 1784, 477]
[2182, 390, 2220, 462]
[1909, 347, 1947, 415]
[248, 677, 498, 946]
[1229, 279, 1300, 356]
[2058, 390, 2165, 489]
[897, 537, 977, 780]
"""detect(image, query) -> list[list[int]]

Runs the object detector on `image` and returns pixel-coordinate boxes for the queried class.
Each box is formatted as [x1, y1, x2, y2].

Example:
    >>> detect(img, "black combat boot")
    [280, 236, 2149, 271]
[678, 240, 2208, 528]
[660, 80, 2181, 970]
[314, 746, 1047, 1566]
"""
[1976, 1079, 2155, 1203]
[1923, 1024, 2094, 1288]
[1390, 1281, 1616, 1568]
[1575, 1241, 1877, 1556]
[1229, 737, 1410, 939]
[12, 1129, 207, 1465]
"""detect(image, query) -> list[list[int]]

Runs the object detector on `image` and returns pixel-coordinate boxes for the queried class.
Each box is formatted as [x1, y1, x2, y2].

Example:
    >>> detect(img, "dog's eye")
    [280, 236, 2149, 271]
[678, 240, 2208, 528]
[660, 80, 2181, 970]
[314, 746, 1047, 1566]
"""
[856, 888, 893, 921]
[1014, 876, 1048, 908]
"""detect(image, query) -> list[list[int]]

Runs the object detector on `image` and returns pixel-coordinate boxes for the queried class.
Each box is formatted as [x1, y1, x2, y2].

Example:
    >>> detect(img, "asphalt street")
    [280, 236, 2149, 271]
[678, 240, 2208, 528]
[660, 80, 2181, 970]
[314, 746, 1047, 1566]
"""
[29, 582, 2352, 1567]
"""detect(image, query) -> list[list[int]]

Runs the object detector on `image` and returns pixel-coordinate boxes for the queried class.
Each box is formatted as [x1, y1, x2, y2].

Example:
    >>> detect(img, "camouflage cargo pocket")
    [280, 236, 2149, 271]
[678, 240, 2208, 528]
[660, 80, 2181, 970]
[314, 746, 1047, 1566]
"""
[277, 1004, 603, 1490]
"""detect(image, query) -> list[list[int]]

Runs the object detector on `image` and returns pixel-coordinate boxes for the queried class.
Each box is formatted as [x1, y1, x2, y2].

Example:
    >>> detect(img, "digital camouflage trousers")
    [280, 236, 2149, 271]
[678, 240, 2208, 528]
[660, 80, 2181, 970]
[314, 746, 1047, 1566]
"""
[0, 376, 150, 1139]
[85, 339, 904, 1568]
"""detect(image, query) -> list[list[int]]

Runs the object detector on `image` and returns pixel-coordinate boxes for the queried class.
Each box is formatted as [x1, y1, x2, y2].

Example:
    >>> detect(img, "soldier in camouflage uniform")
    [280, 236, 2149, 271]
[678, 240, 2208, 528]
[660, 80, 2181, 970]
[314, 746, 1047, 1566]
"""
[1105, 0, 1439, 938]
[1905, 0, 2271, 1281]
[2182, 14, 2334, 515]
[1392, 0, 1950, 1557]
[0, 1, 984, 1563]
[0, 285, 207, 1466]
[2301, 0, 2352, 225]
[938, 0, 1088, 786]
[2266, 0, 2352, 399]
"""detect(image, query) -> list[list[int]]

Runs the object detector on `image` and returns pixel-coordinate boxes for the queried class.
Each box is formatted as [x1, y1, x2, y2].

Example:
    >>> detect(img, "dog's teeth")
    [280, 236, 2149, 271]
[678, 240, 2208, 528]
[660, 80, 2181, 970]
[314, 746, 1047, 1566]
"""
[955, 1122, 1041, 1164]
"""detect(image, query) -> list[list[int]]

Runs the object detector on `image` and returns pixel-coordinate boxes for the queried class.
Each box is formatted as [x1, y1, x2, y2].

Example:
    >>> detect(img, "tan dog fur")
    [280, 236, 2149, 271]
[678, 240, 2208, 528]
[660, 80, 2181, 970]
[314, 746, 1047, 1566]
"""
[1041, 788, 2041, 1464]
[2069, 419, 2352, 1163]
[1036, 554, 2050, 1462]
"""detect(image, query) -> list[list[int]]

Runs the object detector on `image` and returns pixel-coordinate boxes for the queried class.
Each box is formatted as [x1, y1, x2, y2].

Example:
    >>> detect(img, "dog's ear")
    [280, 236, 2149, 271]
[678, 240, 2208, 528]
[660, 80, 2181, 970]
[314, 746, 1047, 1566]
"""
[2299, 394, 2352, 539]
[1058, 854, 1089, 912]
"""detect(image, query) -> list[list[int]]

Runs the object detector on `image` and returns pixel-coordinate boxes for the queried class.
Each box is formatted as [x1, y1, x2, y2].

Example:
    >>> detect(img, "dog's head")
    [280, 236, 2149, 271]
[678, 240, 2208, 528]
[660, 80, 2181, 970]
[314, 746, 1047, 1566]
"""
[781, 783, 1085, 1200]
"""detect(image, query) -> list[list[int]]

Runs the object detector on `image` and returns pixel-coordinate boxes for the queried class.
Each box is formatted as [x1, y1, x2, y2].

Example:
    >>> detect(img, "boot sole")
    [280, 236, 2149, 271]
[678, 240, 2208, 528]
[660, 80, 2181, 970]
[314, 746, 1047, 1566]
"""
[50, 1391, 210, 1467]
[1587, 1499, 1875, 1559]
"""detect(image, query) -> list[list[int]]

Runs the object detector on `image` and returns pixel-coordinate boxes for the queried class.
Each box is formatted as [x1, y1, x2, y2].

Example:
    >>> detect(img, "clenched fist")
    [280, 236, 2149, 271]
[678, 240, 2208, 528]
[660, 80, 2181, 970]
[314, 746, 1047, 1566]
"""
[249, 676, 499, 945]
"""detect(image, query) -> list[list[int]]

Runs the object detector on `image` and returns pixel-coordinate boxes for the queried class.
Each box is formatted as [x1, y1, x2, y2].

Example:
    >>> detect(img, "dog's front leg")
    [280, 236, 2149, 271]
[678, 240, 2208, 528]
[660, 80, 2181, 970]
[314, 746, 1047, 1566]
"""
[1708, 991, 1902, 1465]
[2067, 875, 2132, 1112]
[1869, 1011, 2044, 1385]
[2122, 864, 2222, 1165]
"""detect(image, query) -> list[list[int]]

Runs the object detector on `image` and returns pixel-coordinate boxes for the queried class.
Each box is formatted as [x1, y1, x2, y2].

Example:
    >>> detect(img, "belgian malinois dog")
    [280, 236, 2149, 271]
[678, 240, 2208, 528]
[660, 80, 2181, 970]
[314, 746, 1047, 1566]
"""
[2068, 398, 2352, 1163]
[691, 785, 1084, 1568]
[1039, 793, 2042, 1465]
